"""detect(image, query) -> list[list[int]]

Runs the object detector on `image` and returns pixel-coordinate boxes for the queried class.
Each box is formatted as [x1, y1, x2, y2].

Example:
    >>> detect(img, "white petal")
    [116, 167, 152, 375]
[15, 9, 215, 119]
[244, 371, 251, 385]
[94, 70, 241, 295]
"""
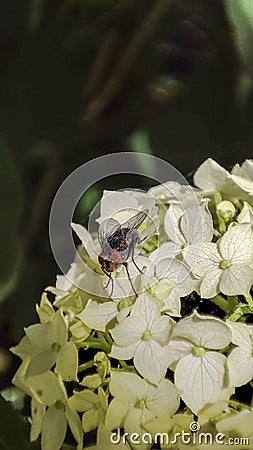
[220, 265, 253, 296]
[216, 410, 253, 438]
[26, 351, 57, 378]
[150, 315, 173, 345]
[99, 191, 138, 223]
[71, 223, 98, 261]
[237, 201, 253, 224]
[131, 293, 160, 324]
[24, 323, 54, 350]
[219, 224, 253, 263]
[55, 342, 78, 382]
[164, 205, 185, 245]
[175, 352, 230, 414]
[156, 258, 191, 285]
[110, 343, 138, 360]
[105, 398, 130, 430]
[194, 158, 229, 191]
[200, 268, 221, 298]
[65, 407, 83, 449]
[30, 397, 46, 441]
[51, 310, 68, 346]
[146, 379, 180, 416]
[82, 408, 105, 433]
[134, 341, 168, 385]
[78, 300, 118, 332]
[110, 316, 146, 345]
[165, 339, 194, 369]
[109, 372, 147, 402]
[184, 243, 221, 277]
[41, 404, 67, 450]
[227, 347, 253, 387]
[124, 408, 154, 450]
[149, 242, 179, 265]
[171, 311, 232, 349]
[26, 371, 66, 406]
[161, 289, 181, 317]
[226, 321, 253, 347]
[228, 174, 253, 200]
[180, 203, 213, 244]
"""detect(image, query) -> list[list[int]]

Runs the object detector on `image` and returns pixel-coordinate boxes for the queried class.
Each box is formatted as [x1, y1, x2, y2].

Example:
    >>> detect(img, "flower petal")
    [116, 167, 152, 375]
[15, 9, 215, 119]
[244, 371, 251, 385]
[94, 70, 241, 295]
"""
[219, 224, 253, 264]
[227, 347, 253, 387]
[171, 311, 232, 349]
[194, 158, 229, 191]
[41, 404, 67, 450]
[134, 341, 168, 385]
[110, 316, 146, 346]
[220, 265, 253, 296]
[55, 342, 78, 382]
[146, 379, 180, 417]
[78, 300, 118, 332]
[200, 268, 221, 298]
[175, 352, 231, 414]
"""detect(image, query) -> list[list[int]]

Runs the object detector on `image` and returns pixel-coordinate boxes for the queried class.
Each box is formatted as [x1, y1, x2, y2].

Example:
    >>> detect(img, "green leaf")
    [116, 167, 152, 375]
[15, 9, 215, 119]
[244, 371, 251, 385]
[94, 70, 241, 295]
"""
[0, 136, 23, 303]
[0, 396, 40, 449]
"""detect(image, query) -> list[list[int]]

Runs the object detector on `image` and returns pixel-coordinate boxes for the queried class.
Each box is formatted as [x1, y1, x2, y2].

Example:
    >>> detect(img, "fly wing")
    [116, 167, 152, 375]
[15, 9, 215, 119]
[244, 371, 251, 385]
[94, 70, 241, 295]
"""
[121, 209, 148, 231]
[98, 217, 121, 246]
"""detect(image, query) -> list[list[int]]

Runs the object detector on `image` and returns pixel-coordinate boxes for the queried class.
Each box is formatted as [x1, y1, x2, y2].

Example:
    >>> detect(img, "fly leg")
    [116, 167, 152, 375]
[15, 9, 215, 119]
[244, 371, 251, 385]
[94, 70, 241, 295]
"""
[123, 262, 138, 297]
[131, 238, 143, 274]
[102, 268, 114, 296]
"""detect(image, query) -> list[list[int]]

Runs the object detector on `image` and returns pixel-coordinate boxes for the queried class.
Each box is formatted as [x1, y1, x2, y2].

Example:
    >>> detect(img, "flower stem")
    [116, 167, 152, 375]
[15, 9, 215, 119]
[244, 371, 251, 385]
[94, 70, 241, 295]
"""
[78, 360, 95, 372]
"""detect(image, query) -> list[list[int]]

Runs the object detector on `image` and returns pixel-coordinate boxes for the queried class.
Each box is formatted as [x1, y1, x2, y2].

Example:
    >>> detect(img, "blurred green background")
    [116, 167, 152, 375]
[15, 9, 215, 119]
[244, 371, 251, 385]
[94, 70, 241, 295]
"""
[0, 0, 253, 397]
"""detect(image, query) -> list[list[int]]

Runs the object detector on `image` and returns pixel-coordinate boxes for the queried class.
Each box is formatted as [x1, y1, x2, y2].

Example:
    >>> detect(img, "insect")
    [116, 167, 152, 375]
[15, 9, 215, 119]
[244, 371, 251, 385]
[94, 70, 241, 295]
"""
[98, 209, 148, 296]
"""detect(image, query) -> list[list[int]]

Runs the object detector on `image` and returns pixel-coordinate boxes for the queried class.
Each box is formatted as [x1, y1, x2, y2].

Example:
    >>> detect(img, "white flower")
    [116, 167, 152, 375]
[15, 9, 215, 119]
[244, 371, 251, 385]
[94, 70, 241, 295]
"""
[144, 255, 198, 317]
[110, 293, 174, 384]
[166, 311, 233, 415]
[105, 372, 180, 450]
[194, 158, 231, 193]
[227, 321, 253, 387]
[189, 224, 253, 298]
[194, 158, 253, 204]
[164, 202, 213, 270]
[97, 189, 159, 230]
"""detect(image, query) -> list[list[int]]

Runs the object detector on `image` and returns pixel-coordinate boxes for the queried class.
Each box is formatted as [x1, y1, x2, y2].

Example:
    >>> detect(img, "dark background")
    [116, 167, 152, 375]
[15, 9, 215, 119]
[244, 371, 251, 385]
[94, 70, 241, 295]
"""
[0, 0, 253, 391]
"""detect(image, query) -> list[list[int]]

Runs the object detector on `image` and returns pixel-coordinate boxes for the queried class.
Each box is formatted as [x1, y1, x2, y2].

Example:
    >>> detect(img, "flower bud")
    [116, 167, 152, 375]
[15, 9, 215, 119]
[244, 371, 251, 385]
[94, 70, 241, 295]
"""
[216, 201, 235, 221]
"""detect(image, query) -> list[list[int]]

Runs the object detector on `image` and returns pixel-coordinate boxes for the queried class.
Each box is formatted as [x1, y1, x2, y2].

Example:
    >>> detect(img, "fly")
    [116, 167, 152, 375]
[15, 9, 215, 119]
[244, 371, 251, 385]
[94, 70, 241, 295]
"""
[98, 209, 148, 296]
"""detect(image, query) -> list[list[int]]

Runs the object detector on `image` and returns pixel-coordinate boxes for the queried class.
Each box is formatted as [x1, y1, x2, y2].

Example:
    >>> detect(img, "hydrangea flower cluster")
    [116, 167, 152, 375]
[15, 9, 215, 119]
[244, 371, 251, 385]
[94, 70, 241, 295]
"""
[11, 158, 253, 450]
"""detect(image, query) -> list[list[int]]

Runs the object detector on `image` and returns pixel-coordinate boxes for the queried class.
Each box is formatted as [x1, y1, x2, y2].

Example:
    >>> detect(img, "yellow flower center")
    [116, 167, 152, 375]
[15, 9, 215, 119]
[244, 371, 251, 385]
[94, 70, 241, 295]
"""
[135, 399, 146, 409]
[192, 346, 205, 357]
[142, 330, 152, 341]
[219, 259, 231, 270]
